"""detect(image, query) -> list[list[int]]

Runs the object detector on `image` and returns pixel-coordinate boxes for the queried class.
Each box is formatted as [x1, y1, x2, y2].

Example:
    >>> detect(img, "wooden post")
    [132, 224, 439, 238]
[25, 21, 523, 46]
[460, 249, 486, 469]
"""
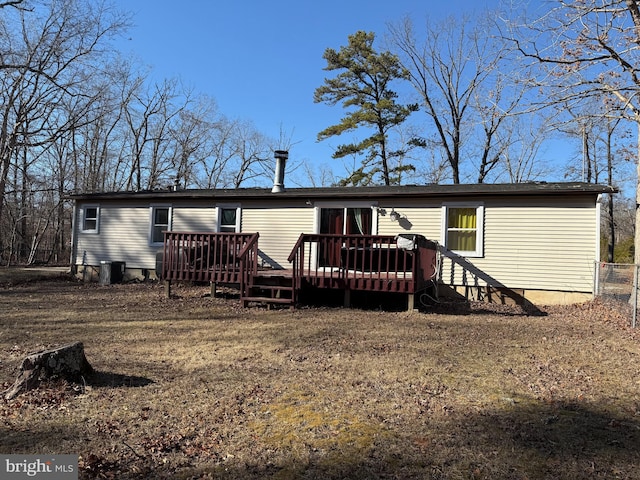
[164, 279, 171, 298]
[407, 293, 415, 311]
[343, 289, 351, 308]
[210, 281, 217, 298]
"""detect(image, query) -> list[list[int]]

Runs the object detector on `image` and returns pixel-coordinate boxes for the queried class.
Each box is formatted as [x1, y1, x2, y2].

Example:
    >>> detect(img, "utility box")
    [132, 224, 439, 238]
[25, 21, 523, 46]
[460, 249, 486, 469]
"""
[155, 251, 164, 279]
[99, 261, 125, 285]
[111, 261, 125, 283]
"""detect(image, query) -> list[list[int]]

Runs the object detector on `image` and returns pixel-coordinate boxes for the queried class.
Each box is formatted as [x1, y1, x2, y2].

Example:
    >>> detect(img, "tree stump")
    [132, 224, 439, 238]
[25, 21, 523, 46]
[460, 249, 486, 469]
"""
[4, 341, 94, 400]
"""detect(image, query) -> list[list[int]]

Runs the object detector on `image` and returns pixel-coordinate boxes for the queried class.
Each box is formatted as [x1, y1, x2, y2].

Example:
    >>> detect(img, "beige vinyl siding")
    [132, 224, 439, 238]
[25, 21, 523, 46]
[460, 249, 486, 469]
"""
[376, 202, 441, 238]
[438, 199, 597, 293]
[375, 198, 597, 293]
[477, 202, 597, 292]
[75, 203, 159, 269]
[75, 201, 217, 270]
[241, 206, 314, 268]
[74, 193, 600, 294]
[172, 205, 215, 231]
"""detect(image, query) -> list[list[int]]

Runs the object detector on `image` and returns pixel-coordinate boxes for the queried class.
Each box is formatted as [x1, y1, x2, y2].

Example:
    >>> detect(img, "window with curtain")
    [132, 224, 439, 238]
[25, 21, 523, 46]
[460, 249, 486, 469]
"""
[320, 208, 344, 235]
[443, 204, 484, 256]
[319, 207, 373, 235]
[346, 208, 372, 234]
[218, 207, 238, 232]
[317, 206, 374, 267]
[216, 206, 240, 233]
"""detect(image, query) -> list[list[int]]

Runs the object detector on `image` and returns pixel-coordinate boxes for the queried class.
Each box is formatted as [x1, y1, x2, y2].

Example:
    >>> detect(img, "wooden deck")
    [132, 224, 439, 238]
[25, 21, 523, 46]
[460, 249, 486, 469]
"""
[161, 232, 439, 309]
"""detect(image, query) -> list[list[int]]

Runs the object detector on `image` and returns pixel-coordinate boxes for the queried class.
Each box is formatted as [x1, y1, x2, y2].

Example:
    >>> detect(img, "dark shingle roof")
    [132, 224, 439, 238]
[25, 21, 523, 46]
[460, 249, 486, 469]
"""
[68, 182, 616, 202]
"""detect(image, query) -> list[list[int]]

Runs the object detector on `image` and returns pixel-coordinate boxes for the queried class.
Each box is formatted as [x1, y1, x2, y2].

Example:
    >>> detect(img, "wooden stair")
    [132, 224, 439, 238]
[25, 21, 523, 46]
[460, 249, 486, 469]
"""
[241, 273, 295, 309]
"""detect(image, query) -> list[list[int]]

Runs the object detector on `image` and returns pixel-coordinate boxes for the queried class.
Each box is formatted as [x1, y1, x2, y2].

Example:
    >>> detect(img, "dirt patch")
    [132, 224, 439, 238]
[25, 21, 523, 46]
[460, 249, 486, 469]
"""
[1, 276, 639, 479]
[0, 266, 70, 286]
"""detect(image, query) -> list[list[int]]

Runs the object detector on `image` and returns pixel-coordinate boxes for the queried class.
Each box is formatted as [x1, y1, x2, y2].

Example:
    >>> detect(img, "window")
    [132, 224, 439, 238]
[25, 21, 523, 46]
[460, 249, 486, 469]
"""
[150, 206, 171, 244]
[442, 204, 484, 257]
[82, 205, 99, 233]
[217, 206, 240, 232]
[319, 207, 373, 235]
[315, 205, 376, 268]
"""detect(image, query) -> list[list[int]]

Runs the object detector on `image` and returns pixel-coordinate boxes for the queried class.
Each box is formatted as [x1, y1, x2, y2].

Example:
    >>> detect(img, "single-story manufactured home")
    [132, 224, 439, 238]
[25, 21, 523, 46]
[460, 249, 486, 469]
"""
[69, 176, 615, 309]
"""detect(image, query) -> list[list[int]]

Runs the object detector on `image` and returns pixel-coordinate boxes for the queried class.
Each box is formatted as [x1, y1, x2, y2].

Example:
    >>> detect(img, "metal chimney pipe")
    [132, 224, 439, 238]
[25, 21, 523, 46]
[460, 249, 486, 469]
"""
[271, 150, 288, 193]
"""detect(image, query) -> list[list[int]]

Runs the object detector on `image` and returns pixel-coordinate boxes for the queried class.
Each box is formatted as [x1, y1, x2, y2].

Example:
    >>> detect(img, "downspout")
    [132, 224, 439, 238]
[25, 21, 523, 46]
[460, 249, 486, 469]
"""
[595, 194, 602, 263]
[69, 201, 78, 275]
[594, 194, 602, 299]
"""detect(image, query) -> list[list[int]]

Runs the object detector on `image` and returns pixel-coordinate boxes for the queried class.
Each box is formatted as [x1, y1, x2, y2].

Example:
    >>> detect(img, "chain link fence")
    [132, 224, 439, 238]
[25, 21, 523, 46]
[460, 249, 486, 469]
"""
[594, 262, 638, 328]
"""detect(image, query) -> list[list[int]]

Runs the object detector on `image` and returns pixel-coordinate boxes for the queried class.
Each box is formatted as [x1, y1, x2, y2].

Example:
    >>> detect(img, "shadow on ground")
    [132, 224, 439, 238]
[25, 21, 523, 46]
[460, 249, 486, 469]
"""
[169, 399, 640, 480]
[4, 376, 637, 478]
[88, 371, 154, 388]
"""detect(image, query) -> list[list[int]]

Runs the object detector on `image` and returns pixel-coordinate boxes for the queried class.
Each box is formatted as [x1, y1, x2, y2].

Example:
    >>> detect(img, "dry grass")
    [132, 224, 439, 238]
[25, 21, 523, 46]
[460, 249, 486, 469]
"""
[1, 271, 640, 479]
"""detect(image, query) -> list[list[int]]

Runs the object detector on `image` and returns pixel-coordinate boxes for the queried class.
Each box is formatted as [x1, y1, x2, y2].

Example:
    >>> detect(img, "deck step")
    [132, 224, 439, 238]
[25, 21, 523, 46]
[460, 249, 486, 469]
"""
[241, 296, 293, 304]
[245, 286, 294, 299]
[251, 275, 292, 283]
[242, 272, 295, 308]
[241, 294, 295, 309]
[251, 284, 294, 291]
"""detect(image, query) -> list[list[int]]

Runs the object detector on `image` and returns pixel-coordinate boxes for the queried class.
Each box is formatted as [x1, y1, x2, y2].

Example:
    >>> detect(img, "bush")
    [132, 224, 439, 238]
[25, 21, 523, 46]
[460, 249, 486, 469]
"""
[614, 236, 634, 263]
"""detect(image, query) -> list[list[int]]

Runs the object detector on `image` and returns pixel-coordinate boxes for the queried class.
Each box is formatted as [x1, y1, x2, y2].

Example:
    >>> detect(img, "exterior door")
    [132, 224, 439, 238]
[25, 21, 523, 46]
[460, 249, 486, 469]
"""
[319, 208, 343, 266]
[319, 207, 372, 235]
[318, 207, 373, 266]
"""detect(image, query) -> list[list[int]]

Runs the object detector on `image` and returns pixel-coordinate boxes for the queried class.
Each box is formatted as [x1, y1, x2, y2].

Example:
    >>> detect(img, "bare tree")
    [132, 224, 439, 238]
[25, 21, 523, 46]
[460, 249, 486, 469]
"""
[191, 117, 273, 189]
[388, 13, 541, 184]
[0, 1, 26, 9]
[500, 117, 552, 183]
[552, 97, 630, 185]
[0, 0, 129, 262]
[0, 0, 283, 264]
[294, 161, 337, 188]
[170, 94, 219, 189]
[196, 116, 239, 189]
[505, 0, 640, 262]
[67, 61, 132, 193]
[550, 97, 632, 261]
[121, 78, 184, 191]
[227, 120, 272, 188]
[389, 15, 493, 183]
[473, 71, 532, 183]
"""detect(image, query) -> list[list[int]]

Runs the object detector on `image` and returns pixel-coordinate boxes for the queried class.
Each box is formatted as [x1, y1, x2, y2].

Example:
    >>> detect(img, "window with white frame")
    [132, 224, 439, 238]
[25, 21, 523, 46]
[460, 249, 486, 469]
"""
[217, 205, 240, 232]
[82, 205, 100, 233]
[150, 205, 171, 245]
[442, 204, 484, 257]
[315, 203, 377, 235]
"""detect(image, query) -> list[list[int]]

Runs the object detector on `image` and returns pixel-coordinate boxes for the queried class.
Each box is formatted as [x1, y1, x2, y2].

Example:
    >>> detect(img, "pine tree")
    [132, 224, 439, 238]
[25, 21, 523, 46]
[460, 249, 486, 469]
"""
[314, 31, 417, 186]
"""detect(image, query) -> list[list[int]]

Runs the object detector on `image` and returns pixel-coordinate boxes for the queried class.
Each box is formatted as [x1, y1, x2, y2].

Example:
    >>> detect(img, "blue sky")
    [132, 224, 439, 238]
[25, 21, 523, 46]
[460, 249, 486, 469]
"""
[111, 0, 505, 185]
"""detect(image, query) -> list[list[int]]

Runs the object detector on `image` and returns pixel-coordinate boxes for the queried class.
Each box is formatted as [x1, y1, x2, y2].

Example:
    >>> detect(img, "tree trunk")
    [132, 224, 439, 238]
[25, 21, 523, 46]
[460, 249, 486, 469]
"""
[4, 341, 93, 400]
[607, 122, 615, 263]
[636, 121, 640, 266]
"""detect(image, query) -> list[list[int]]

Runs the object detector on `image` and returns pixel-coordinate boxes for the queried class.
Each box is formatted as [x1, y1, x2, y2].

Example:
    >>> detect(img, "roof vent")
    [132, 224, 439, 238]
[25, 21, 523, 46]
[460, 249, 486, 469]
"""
[271, 150, 288, 193]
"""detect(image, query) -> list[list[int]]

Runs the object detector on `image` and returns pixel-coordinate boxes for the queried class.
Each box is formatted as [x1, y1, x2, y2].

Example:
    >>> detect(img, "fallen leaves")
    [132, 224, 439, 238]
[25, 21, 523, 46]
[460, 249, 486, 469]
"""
[1, 280, 640, 479]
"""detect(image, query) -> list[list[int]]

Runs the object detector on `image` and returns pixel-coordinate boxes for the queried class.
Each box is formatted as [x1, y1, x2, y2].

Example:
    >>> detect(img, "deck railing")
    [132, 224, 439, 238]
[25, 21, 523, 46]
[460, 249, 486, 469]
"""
[237, 233, 260, 299]
[288, 234, 437, 293]
[162, 231, 258, 284]
[162, 231, 438, 305]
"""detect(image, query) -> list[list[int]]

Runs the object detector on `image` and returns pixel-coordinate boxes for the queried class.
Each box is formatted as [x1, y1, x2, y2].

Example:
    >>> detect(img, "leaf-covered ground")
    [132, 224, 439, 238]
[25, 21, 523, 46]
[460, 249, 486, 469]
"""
[1, 272, 639, 479]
